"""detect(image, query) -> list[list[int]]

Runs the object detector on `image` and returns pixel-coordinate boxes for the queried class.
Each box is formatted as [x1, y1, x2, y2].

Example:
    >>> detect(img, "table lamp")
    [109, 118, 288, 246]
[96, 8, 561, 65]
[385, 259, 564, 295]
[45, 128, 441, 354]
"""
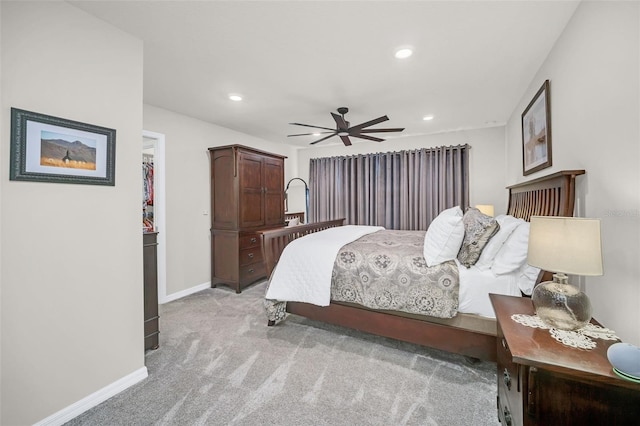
[475, 204, 494, 217]
[527, 216, 603, 331]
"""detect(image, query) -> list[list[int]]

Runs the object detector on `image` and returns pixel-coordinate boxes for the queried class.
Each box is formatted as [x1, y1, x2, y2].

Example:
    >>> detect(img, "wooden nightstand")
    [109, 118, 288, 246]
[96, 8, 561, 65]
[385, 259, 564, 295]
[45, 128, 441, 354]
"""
[490, 294, 640, 426]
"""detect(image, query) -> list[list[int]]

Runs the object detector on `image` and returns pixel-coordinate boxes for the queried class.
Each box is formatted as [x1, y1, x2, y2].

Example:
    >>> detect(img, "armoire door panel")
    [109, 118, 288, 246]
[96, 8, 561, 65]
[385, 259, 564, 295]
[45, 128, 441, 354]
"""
[239, 152, 265, 228]
[211, 152, 238, 229]
[264, 157, 284, 225]
[240, 192, 264, 227]
[264, 193, 284, 226]
[264, 157, 284, 191]
[239, 152, 263, 191]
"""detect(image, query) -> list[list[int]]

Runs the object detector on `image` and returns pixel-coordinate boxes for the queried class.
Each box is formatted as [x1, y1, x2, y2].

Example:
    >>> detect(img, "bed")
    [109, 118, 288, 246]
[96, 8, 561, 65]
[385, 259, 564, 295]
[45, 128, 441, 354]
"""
[285, 211, 305, 225]
[260, 170, 585, 362]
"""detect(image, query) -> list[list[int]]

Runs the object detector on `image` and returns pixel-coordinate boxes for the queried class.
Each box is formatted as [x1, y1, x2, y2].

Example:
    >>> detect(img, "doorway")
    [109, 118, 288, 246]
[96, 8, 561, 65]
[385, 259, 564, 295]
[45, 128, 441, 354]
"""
[142, 130, 167, 303]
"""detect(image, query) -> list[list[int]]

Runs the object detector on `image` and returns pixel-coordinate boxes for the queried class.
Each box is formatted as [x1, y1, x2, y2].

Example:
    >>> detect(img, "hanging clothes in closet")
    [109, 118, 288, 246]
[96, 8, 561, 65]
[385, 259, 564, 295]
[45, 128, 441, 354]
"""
[143, 156, 155, 232]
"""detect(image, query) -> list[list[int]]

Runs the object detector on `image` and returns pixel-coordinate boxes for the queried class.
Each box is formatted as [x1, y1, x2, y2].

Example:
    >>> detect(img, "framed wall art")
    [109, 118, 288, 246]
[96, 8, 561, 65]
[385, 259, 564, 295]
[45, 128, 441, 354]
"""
[10, 108, 116, 185]
[521, 80, 552, 176]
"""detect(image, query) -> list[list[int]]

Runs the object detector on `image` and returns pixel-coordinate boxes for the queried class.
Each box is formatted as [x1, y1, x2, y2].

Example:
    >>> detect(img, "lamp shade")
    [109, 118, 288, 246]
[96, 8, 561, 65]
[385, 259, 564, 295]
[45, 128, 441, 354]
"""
[475, 204, 494, 217]
[528, 216, 603, 276]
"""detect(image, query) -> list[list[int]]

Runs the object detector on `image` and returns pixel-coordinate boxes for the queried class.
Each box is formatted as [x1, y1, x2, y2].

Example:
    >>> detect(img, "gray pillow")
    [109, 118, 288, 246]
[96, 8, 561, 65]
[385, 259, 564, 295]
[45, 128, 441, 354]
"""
[457, 207, 500, 268]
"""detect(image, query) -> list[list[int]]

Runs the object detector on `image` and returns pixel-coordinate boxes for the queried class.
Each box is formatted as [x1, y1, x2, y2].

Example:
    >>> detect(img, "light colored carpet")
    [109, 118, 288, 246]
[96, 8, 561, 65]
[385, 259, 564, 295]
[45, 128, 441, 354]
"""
[67, 281, 499, 425]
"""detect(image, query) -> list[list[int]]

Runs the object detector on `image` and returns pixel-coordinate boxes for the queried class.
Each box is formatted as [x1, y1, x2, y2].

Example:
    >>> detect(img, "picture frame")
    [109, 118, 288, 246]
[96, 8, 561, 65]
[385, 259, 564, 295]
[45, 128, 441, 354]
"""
[521, 80, 552, 176]
[10, 108, 116, 186]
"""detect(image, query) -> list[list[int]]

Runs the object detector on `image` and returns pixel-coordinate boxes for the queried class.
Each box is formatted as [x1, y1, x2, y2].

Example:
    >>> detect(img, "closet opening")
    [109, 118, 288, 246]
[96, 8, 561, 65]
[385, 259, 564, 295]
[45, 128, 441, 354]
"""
[142, 130, 167, 303]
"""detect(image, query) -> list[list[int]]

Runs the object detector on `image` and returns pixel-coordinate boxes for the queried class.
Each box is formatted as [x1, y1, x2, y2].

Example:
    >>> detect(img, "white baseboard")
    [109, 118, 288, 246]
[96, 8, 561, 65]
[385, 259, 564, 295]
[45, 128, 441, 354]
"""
[161, 281, 211, 304]
[34, 367, 148, 426]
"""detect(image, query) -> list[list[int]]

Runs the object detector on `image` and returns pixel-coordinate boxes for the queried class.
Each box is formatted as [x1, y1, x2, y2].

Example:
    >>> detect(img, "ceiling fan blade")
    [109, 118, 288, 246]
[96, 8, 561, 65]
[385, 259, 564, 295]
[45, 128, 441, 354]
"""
[359, 127, 405, 133]
[310, 132, 338, 145]
[351, 134, 385, 142]
[287, 131, 335, 137]
[340, 135, 352, 146]
[289, 122, 336, 131]
[349, 115, 389, 132]
[331, 112, 349, 131]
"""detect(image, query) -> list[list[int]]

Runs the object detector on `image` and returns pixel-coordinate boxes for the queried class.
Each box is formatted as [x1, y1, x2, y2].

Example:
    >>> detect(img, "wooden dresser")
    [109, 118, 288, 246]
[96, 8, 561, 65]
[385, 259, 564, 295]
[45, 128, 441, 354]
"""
[209, 145, 286, 293]
[490, 294, 640, 426]
[143, 232, 159, 350]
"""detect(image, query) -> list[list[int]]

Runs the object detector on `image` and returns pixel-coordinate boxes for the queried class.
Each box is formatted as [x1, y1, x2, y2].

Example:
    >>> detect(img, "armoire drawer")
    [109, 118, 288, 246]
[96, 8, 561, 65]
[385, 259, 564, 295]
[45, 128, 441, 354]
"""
[239, 233, 261, 249]
[240, 262, 266, 282]
[239, 246, 264, 266]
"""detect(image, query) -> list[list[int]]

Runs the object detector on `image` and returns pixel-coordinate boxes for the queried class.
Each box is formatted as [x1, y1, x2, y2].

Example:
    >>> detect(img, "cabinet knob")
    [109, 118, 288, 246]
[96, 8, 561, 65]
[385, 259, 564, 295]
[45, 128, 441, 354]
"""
[248, 268, 254, 273]
[248, 253, 254, 259]
[503, 406, 512, 426]
[250, 237, 257, 244]
[501, 338, 509, 352]
[503, 368, 512, 391]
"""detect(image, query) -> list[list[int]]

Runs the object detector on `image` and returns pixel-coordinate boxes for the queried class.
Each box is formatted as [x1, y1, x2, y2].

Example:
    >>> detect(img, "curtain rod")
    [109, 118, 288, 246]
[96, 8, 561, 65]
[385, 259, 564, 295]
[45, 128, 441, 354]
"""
[309, 144, 470, 161]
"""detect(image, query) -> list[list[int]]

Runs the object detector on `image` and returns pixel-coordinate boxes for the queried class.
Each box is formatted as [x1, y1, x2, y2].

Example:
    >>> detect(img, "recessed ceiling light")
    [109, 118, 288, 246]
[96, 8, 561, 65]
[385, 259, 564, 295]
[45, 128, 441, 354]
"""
[228, 94, 243, 101]
[395, 48, 413, 59]
[423, 115, 434, 121]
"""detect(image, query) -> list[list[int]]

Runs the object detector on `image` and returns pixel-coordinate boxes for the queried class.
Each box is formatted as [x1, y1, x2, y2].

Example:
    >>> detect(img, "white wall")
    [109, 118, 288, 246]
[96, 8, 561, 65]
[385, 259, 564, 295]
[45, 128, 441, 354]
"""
[0, 3, 3, 422]
[295, 127, 507, 218]
[143, 105, 297, 297]
[1, 2, 144, 424]
[505, 1, 640, 345]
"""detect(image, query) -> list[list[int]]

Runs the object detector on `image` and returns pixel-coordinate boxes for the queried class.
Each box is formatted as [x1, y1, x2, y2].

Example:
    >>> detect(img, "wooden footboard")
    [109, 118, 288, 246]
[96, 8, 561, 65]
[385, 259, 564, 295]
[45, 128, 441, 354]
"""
[260, 219, 345, 276]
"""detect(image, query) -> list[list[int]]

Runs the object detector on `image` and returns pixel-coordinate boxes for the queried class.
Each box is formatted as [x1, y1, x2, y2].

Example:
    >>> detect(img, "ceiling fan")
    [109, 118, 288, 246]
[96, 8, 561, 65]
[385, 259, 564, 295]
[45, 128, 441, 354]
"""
[288, 107, 405, 146]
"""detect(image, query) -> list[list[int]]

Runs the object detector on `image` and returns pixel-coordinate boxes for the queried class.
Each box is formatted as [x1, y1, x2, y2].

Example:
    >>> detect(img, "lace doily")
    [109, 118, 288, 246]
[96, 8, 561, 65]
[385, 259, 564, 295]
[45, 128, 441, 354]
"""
[511, 314, 618, 350]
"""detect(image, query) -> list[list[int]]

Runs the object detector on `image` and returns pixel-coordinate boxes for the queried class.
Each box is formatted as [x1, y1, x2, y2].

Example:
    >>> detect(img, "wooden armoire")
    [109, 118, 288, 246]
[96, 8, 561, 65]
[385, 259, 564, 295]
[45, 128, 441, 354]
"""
[209, 145, 286, 293]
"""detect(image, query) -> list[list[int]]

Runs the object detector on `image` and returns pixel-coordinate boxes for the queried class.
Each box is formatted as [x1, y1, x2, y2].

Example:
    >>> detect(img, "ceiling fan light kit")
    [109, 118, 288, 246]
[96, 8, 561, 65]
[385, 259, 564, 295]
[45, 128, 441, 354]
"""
[394, 48, 413, 59]
[288, 107, 405, 146]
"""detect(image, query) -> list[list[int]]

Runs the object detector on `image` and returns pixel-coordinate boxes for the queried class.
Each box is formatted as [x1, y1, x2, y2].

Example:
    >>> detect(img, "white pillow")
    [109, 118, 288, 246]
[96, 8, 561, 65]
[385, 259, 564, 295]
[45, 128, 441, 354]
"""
[518, 263, 541, 295]
[423, 206, 465, 267]
[492, 222, 531, 275]
[286, 217, 300, 227]
[475, 215, 525, 271]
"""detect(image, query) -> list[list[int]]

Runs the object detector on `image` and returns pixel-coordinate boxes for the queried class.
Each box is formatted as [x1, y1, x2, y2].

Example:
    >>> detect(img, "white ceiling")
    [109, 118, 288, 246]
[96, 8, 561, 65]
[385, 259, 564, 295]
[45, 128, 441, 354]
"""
[70, 0, 579, 148]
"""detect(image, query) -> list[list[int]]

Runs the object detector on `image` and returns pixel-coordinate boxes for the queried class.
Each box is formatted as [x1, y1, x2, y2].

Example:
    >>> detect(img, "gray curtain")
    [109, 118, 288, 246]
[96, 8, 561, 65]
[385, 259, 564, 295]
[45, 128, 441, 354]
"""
[309, 145, 469, 230]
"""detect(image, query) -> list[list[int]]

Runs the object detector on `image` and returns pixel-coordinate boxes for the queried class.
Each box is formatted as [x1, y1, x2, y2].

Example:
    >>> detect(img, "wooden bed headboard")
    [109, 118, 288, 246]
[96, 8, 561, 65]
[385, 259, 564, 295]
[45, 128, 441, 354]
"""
[506, 170, 585, 221]
[261, 170, 585, 278]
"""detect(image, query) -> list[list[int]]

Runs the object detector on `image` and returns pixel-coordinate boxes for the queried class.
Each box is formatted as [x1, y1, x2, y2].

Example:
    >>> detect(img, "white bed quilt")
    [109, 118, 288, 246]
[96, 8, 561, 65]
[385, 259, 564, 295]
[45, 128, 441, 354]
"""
[265, 225, 384, 306]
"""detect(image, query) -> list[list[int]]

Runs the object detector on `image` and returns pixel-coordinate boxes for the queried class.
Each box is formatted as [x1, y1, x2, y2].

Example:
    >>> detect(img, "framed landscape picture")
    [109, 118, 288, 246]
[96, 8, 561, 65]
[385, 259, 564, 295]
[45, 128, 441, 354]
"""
[10, 108, 116, 185]
[521, 80, 552, 176]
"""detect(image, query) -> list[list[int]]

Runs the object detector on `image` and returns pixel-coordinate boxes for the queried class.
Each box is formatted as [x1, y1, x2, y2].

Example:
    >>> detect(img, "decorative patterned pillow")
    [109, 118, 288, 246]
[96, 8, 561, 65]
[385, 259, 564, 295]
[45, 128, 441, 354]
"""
[457, 207, 500, 268]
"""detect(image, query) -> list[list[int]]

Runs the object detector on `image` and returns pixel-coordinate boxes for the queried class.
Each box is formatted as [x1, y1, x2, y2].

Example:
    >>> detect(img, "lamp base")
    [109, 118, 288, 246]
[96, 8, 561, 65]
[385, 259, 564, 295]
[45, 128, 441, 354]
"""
[531, 275, 592, 331]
